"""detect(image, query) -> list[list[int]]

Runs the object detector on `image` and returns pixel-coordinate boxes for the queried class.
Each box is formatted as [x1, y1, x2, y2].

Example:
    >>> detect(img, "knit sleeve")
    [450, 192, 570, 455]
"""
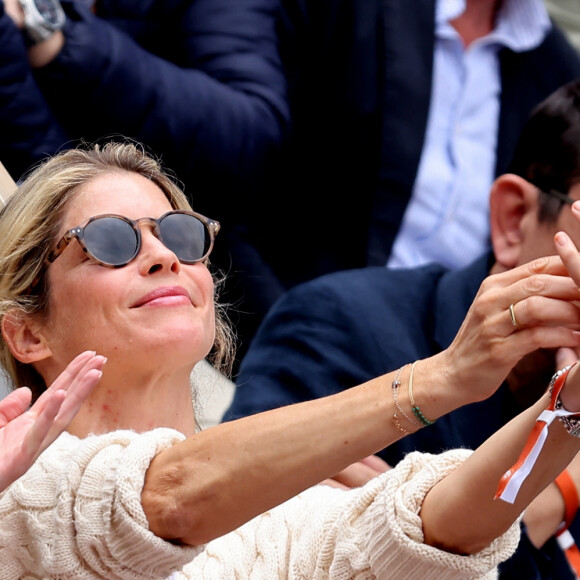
[363, 449, 520, 579]
[178, 448, 519, 579]
[0, 429, 200, 579]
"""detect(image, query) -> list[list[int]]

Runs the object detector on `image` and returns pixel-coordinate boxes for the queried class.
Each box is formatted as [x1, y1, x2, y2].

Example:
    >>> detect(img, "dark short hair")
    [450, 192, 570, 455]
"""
[508, 78, 580, 222]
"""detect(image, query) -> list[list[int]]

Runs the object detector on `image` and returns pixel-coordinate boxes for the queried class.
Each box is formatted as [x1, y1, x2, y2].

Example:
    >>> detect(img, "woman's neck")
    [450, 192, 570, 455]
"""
[67, 369, 197, 438]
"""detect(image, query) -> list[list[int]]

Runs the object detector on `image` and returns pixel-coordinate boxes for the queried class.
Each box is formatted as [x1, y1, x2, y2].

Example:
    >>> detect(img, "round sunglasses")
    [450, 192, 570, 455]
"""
[47, 210, 220, 268]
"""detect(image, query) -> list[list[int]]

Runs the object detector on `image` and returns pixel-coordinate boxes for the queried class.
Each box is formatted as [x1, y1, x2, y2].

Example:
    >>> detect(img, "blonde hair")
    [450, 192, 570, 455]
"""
[0, 141, 234, 398]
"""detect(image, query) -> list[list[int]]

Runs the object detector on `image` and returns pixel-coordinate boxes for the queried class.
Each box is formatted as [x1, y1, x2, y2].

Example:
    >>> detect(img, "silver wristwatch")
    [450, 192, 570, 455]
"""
[18, 0, 66, 45]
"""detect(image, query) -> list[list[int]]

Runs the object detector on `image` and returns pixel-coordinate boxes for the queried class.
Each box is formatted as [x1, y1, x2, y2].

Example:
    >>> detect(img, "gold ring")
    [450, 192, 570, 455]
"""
[509, 303, 519, 327]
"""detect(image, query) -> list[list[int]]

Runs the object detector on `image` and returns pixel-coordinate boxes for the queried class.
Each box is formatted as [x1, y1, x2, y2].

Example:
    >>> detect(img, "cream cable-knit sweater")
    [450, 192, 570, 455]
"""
[0, 428, 520, 579]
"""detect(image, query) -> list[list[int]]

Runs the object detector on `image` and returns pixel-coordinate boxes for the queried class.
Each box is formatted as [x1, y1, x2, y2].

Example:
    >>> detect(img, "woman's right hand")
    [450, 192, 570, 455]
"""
[0, 350, 105, 491]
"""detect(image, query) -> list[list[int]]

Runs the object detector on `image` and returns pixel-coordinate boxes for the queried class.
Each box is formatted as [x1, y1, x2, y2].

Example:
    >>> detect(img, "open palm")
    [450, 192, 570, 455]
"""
[0, 351, 105, 491]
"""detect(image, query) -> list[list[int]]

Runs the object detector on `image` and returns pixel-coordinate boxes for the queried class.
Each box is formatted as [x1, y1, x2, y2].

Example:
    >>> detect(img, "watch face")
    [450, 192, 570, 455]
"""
[34, 0, 64, 25]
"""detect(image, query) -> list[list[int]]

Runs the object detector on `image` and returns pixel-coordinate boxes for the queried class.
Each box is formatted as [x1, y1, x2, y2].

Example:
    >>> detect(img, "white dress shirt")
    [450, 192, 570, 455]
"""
[387, 0, 550, 270]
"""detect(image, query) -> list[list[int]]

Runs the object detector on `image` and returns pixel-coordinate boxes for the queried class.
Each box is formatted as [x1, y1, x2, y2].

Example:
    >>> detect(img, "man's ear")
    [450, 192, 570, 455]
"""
[489, 174, 538, 270]
[1, 312, 52, 363]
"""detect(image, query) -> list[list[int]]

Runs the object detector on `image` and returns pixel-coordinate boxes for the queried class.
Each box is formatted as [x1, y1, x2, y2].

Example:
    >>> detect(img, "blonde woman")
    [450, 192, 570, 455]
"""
[1, 142, 580, 578]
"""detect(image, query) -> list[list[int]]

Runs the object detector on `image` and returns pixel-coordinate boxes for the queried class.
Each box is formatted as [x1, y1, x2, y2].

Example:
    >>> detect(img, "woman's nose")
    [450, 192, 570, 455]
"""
[137, 228, 181, 275]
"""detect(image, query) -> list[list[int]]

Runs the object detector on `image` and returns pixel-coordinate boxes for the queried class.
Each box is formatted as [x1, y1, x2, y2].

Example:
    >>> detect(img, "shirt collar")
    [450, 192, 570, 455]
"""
[437, 0, 465, 24]
[436, 0, 551, 51]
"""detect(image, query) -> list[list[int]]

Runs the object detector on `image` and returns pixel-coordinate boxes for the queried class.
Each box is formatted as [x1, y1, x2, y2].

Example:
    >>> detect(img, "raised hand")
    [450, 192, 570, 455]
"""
[0, 351, 106, 491]
[433, 253, 580, 410]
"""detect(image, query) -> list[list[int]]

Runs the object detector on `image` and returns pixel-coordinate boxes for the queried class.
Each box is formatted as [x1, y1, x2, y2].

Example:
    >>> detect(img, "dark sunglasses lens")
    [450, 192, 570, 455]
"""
[159, 213, 209, 263]
[84, 217, 139, 266]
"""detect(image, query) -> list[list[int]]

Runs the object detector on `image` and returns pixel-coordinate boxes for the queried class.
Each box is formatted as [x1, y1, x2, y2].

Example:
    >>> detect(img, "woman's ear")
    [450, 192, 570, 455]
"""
[489, 174, 538, 270]
[1, 312, 52, 363]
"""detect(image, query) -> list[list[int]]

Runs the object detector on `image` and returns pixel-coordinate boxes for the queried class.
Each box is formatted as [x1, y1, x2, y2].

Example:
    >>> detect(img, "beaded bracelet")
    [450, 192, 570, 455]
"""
[391, 364, 416, 432]
[408, 361, 435, 427]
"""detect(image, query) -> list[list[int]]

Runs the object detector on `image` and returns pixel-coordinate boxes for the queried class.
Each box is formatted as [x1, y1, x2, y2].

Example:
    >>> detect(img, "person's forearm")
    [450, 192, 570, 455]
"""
[524, 447, 580, 547]
[142, 342, 577, 547]
[523, 481, 566, 547]
[143, 376, 399, 545]
[142, 354, 472, 546]
[2, 0, 64, 67]
[143, 255, 580, 546]
[32, 0, 288, 182]
[421, 393, 580, 554]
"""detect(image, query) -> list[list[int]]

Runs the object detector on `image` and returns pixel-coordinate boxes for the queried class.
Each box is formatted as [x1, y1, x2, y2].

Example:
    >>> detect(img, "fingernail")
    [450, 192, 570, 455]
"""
[555, 231, 569, 246]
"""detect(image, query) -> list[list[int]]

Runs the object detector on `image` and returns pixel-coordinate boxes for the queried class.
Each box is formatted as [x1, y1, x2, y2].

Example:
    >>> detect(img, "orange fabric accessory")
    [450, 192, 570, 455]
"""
[555, 469, 579, 532]
[556, 529, 580, 580]
[495, 363, 578, 504]
[554, 470, 580, 579]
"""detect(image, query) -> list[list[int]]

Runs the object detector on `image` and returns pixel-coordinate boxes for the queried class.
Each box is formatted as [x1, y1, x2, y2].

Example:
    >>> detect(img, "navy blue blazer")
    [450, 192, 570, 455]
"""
[1, 0, 288, 227]
[0, 4, 69, 180]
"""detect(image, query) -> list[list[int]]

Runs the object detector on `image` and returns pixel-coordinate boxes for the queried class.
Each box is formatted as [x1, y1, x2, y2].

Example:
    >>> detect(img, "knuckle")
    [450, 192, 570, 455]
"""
[525, 256, 552, 275]
[519, 295, 538, 323]
[526, 327, 545, 349]
[478, 276, 494, 293]
[475, 284, 502, 311]
[516, 296, 544, 329]
[522, 273, 548, 294]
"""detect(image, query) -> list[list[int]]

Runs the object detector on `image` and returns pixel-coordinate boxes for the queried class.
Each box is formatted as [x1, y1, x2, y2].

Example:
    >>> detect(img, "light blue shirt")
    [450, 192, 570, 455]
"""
[387, 0, 551, 270]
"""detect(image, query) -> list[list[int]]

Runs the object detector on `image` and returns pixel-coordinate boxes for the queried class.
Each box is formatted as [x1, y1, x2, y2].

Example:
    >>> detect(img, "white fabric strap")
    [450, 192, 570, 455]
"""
[497, 408, 573, 503]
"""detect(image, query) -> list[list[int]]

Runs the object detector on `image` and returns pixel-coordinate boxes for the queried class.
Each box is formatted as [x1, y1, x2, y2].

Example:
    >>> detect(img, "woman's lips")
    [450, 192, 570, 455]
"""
[131, 286, 191, 308]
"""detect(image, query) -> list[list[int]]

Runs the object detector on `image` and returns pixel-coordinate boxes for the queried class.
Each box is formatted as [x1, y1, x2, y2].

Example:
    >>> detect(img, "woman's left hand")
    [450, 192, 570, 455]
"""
[424, 252, 580, 416]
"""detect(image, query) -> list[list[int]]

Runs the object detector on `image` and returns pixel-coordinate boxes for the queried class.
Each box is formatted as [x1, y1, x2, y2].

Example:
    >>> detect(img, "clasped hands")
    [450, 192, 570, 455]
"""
[326, 212, 580, 489]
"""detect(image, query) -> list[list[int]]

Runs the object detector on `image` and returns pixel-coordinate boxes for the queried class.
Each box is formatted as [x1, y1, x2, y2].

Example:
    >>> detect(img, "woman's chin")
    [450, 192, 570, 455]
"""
[145, 326, 213, 360]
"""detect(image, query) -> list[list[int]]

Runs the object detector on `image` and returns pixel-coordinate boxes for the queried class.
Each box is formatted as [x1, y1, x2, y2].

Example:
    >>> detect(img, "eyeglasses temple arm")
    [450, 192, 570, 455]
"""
[46, 233, 73, 263]
[547, 189, 576, 205]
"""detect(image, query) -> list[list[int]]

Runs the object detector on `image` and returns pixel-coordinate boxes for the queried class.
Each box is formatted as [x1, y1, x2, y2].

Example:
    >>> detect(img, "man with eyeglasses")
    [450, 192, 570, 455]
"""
[225, 79, 580, 579]
[221, 0, 580, 366]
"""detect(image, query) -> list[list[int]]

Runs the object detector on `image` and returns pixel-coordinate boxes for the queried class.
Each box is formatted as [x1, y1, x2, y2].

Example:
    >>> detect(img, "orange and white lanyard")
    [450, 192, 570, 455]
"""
[495, 364, 580, 578]
[495, 364, 577, 504]
[555, 469, 580, 579]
